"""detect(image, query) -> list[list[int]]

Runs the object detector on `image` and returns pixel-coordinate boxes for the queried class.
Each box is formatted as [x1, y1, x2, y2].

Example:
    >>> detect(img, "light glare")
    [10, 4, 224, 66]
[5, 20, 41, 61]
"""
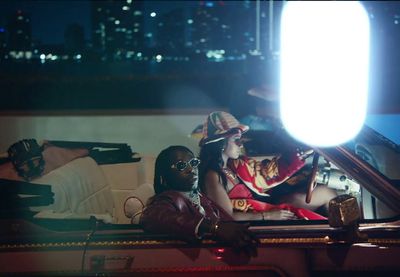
[280, 1, 370, 147]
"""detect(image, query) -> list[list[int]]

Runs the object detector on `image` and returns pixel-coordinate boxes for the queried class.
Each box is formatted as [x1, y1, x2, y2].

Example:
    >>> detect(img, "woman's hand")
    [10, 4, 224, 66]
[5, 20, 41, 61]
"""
[263, 209, 298, 220]
[297, 148, 314, 161]
[215, 222, 258, 257]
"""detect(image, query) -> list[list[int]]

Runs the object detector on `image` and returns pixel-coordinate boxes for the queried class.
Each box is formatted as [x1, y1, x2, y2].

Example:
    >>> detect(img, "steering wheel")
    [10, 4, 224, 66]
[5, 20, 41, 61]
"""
[305, 152, 320, 204]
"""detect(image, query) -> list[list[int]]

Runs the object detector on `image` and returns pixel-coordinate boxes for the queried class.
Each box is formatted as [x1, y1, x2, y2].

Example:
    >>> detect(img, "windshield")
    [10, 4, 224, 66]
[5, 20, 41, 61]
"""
[342, 115, 400, 182]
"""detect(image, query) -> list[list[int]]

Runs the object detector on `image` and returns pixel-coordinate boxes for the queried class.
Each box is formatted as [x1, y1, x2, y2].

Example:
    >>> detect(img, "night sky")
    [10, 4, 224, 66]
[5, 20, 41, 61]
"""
[0, 0, 189, 45]
[0, 1, 91, 44]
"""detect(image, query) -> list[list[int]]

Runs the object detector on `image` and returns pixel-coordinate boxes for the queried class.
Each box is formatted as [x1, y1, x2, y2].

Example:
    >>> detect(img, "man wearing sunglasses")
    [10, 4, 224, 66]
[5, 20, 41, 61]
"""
[140, 145, 258, 255]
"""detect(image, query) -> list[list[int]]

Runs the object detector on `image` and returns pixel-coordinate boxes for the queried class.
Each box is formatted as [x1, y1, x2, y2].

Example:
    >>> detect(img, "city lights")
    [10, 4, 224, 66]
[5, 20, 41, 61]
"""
[155, 54, 162, 62]
[1, 2, 277, 63]
[0, 0, 393, 70]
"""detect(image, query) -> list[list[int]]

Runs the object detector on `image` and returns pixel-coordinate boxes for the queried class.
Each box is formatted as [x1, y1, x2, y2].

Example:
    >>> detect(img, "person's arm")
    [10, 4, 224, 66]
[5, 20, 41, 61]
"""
[204, 170, 295, 220]
[259, 149, 309, 188]
[140, 195, 205, 242]
[140, 194, 258, 254]
[199, 220, 258, 256]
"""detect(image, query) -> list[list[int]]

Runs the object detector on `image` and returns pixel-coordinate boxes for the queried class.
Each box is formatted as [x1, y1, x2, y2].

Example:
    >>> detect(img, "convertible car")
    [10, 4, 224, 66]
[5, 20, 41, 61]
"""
[0, 122, 399, 276]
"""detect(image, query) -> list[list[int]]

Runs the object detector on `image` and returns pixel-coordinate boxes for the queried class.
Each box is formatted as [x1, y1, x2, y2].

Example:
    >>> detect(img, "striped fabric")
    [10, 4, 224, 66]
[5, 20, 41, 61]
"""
[200, 111, 249, 145]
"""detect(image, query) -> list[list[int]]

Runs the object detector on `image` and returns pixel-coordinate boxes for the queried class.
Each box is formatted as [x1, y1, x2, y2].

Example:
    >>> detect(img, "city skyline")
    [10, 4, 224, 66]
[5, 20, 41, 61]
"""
[0, 1, 399, 64]
[0, 0, 275, 63]
[0, 1, 198, 45]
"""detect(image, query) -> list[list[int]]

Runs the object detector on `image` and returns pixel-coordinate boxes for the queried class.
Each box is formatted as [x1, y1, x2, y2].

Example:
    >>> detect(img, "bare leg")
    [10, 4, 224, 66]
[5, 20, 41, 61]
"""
[279, 185, 337, 213]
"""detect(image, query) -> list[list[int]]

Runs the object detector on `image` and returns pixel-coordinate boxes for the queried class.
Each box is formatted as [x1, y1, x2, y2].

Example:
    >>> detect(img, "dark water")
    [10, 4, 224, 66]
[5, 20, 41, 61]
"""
[0, 58, 398, 113]
[0, 59, 277, 111]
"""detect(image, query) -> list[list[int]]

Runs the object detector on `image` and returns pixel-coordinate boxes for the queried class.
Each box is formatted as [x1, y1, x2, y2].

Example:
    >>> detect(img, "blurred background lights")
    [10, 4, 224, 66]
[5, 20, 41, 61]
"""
[280, 1, 370, 147]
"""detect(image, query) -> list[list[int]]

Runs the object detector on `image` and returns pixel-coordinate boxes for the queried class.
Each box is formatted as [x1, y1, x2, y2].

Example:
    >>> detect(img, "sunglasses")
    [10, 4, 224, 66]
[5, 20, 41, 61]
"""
[171, 158, 201, 171]
[231, 136, 243, 147]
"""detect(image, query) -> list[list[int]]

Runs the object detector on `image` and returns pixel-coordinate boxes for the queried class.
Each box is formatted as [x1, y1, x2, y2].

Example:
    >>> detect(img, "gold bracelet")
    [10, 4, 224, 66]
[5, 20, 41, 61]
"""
[211, 222, 220, 236]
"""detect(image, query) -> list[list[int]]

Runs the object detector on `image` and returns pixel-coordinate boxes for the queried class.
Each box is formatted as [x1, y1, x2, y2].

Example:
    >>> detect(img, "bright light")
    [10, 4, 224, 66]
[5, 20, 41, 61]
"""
[115, 20, 120, 25]
[150, 12, 156, 17]
[206, 50, 225, 60]
[280, 1, 370, 147]
[40, 54, 45, 60]
[25, 51, 32, 59]
[187, 19, 193, 24]
[155, 54, 162, 62]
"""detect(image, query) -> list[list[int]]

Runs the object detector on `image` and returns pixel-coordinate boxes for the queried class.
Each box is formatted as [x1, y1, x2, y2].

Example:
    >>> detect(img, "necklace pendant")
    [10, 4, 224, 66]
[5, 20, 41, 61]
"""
[223, 168, 237, 181]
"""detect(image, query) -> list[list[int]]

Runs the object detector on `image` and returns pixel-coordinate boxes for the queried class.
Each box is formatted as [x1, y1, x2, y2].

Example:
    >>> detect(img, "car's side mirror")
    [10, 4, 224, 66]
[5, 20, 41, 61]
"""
[328, 194, 360, 227]
[328, 194, 367, 243]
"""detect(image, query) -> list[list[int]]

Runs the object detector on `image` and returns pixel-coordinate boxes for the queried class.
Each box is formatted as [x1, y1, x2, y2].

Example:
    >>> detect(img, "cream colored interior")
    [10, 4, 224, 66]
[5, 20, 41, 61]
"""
[31, 155, 156, 224]
[0, 113, 207, 224]
[100, 155, 156, 224]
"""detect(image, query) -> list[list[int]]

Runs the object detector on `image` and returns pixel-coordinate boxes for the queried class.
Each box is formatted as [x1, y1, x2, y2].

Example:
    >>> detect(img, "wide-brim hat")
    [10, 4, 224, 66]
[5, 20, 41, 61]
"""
[199, 111, 249, 146]
[247, 85, 278, 102]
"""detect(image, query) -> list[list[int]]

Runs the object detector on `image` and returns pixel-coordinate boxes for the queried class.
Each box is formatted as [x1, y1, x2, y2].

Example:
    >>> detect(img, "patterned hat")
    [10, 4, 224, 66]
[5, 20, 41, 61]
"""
[200, 111, 249, 146]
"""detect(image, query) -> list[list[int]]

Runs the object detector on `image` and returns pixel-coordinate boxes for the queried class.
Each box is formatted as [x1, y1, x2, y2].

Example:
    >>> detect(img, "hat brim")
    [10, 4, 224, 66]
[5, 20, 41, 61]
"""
[247, 87, 278, 102]
[200, 124, 249, 146]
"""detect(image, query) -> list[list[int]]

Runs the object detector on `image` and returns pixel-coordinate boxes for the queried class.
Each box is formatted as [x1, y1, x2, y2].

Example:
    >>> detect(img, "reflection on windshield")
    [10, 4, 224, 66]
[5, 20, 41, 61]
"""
[345, 117, 400, 181]
[365, 114, 400, 145]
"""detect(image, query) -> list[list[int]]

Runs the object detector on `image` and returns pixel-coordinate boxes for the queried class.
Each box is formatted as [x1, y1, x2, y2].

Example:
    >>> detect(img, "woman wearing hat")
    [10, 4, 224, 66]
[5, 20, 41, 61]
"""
[198, 111, 329, 220]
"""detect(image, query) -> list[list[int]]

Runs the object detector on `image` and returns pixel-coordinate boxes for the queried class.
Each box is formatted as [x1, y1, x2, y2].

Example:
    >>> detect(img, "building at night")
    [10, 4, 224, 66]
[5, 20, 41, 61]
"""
[0, 26, 6, 59]
[7, 10, 32, 51]
[64, 23, 86, 55]
[154, 8, 187, 56]
[141, 0, 273, 61]
[91, 0, 144, 60]
[181, 1, 270, 60]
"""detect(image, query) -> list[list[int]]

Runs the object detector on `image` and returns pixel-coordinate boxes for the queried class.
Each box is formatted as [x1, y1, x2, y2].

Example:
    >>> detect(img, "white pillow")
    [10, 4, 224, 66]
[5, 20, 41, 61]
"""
[31, 157, 114, 217]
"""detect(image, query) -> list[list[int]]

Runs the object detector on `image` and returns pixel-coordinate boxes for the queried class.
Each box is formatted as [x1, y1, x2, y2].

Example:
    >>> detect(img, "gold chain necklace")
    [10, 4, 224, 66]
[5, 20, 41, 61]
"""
[222, 167, 238, 182]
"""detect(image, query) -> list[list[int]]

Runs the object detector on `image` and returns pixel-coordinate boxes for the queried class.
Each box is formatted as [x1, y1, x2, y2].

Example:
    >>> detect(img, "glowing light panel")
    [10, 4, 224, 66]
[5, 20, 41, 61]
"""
[280, 1, 370, 147]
